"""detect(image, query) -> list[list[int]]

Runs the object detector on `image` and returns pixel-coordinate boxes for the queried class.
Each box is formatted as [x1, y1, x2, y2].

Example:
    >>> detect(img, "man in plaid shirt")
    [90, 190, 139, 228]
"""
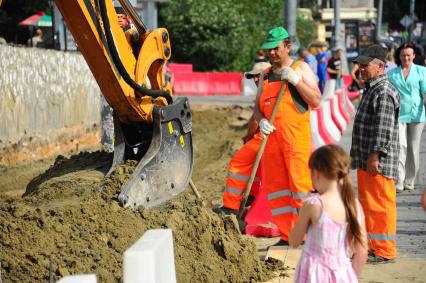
[350, 45, 400, 264]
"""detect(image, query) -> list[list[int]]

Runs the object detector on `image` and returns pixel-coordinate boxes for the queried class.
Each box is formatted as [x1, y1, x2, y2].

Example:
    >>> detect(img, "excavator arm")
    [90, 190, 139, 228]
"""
[55, 0, 170, 122]
[53, 0, 193, 209]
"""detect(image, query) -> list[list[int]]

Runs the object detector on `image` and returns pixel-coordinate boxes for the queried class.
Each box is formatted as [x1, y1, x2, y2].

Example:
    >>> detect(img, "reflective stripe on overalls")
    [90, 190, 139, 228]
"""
[357, 169, 397, 259]
[260, 60, 312, 241]
[222, 133, 263, 210]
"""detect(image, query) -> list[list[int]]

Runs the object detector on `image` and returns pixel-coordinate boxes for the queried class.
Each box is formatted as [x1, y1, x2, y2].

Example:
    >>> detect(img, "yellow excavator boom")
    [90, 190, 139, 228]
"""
[51, 0, 193, 209]
[55, 0, 172, 123]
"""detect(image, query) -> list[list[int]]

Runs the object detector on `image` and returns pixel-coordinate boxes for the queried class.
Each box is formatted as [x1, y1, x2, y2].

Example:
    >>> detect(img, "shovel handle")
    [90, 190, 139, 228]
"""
[237, 81, 288, 221]
[189, 179, 202, 200]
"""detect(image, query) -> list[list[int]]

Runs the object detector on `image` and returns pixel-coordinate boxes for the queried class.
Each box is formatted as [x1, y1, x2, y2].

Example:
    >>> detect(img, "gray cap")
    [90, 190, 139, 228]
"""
[353, 44, 387, 64]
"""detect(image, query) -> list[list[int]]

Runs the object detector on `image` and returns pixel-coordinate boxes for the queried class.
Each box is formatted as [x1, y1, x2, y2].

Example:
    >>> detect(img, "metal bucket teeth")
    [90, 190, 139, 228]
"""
[118, 97, 193, 209]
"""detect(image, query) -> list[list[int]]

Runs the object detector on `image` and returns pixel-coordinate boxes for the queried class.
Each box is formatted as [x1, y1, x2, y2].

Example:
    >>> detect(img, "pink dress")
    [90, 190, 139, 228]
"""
[294, 195, 358, 283]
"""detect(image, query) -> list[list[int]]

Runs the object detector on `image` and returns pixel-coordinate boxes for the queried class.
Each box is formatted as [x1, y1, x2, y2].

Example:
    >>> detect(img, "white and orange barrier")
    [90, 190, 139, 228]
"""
[310, 81, 356, 151]
[322, 78, 348, 133]
[336, 90, 351, 123]
[330, 92, 348, 132]
[319, 98, 342, 141]
[310, 109, 326, 150]
[342, 74, 362, 101]
[340, 88, 356, 116]
[322, 79, 336, 100]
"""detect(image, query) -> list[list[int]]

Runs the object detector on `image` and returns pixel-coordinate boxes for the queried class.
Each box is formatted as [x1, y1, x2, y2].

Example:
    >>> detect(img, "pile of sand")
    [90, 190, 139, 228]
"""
[0, 108, 282, 282]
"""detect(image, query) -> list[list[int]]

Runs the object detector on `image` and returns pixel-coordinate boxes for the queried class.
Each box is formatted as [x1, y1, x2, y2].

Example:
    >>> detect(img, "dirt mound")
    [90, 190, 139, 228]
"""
[0, 108, 281, 282]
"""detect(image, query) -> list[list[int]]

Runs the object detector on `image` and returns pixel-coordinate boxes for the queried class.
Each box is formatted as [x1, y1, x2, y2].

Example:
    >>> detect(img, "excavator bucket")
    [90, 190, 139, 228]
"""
[104, 97, 193, 209]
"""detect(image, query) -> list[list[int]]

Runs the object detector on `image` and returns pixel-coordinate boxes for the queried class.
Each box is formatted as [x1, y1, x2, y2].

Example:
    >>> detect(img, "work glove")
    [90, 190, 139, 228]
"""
[280, 66, 300, 86]
[259, 118, 276, 136]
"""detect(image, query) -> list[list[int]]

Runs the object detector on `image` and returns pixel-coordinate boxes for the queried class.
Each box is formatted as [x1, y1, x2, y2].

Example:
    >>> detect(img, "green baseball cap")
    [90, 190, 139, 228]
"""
[261, 27, 289, 49]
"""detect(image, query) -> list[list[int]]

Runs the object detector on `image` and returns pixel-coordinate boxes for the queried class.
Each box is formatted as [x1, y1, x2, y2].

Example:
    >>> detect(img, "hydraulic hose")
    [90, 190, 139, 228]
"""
[98, 0, 173, 104]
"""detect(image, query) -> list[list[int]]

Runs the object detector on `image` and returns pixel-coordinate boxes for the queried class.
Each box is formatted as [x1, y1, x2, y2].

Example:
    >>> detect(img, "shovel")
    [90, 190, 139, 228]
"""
[237, 81, 287, 232]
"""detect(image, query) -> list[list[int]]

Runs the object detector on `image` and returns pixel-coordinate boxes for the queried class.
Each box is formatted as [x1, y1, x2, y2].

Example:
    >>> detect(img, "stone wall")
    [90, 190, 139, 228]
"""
[0, 45, 102, 165]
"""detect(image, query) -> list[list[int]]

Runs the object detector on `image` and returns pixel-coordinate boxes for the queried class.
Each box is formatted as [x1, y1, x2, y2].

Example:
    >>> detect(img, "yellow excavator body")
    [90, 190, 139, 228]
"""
[50, 0, 193, 209]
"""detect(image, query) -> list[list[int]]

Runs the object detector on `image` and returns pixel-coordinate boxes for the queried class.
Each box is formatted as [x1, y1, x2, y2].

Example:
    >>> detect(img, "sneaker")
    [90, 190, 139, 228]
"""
[212, 206, 237, 215]
[404, 186, 415, 191]
[367, 253, 395, 264]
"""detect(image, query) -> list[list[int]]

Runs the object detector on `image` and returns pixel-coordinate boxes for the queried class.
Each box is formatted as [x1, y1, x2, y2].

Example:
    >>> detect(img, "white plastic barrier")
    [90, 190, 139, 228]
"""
[242, 77, 257, 96]
[310, 109, 326, 150]
[124, 229, 176, 283]
[331, 94, 348, 132]
[57, 274, 97, 283]
[340, 89, 356, 116]
[322, 79, 336, 100]
[335, 90, 351, 123]
[320, 99, 341, 142]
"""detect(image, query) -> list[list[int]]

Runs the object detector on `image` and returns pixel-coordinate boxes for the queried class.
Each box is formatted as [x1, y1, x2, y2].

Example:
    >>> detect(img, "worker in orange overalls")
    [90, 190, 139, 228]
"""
[215, 61, 271, 214]
[253, 27, 321, 244]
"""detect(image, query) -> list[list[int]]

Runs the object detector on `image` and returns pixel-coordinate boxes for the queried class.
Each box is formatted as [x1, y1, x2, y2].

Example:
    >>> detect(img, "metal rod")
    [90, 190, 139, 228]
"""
[375, 0, 383, 41]
[408, 0, 415, 41]
[332, 0, 341, 48]
[284, 0, 297, 40]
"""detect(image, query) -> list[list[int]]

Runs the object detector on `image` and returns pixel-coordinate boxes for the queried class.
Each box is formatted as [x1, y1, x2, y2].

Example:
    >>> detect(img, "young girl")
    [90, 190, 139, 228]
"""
[289, 144, 368, 282]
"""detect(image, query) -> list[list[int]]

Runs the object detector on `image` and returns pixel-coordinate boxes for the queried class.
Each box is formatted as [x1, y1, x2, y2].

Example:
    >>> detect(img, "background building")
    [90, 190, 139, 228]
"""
[314, 0, 376, 60]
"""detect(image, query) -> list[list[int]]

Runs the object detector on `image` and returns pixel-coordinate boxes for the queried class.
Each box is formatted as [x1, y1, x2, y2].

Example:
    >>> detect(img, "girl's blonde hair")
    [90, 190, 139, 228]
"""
[308, 144, 363, 246]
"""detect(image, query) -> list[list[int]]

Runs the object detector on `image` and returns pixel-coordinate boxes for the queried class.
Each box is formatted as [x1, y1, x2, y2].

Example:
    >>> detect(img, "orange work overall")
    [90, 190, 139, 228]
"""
[357, 169, 397, 259]
[260, 61, 312, 241]
[222, 133, 262, 210]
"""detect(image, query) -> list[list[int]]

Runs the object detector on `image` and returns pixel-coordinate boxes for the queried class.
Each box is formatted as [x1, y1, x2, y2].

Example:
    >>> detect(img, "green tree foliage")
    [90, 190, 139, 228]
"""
[297, 16, 315, 49]
[159, 0, 248, 71]
[159, 0, 315, 71]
